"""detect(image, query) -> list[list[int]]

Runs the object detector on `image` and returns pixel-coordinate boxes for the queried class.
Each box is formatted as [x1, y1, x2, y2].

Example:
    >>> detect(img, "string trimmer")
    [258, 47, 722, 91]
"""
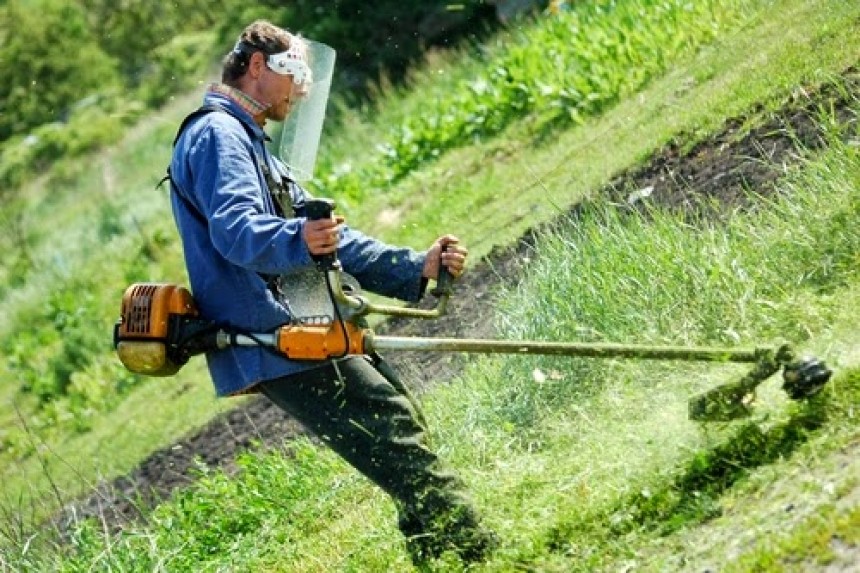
[113, 199, 832, 422]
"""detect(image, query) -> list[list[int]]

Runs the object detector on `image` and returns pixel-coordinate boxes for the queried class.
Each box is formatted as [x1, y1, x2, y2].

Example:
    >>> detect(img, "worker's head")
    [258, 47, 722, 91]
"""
[222, 20, 311, 122]
[222, 21, 336, 180]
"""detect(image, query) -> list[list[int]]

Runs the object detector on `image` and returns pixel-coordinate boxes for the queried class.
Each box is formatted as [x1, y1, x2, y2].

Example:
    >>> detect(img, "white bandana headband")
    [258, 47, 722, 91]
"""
[233, 40, 313, 85]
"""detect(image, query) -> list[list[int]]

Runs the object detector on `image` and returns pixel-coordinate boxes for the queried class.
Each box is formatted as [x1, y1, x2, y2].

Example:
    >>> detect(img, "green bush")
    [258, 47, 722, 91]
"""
[81, 0, 224, 83]
[0, 0, 121, 141]
[0, 94, 145, 191]
[316, 0, 748, 199]
[137, 32, 219, 108]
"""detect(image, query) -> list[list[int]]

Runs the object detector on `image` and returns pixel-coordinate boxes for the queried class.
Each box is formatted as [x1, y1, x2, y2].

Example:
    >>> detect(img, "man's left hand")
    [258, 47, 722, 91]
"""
[423, 235, 468, 280]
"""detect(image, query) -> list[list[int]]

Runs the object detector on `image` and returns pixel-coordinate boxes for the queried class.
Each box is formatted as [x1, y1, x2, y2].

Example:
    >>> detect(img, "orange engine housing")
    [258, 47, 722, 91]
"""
[115, 283, 199, 376]
[118, 283, 198, 339]
[276, 320, 368, 360]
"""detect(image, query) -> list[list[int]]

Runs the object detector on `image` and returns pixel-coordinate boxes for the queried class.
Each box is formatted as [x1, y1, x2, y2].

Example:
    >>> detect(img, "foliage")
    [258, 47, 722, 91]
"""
[0, 214, 174, 442]
[313, 0, 749, 200]
[0, 0, 227, 190]
[79, 0, 223, 83]
[0, 94, 148, 191]
[1, 272, 144, 438]
[0, 0, 121, 142]
[136, 32, 219, 108]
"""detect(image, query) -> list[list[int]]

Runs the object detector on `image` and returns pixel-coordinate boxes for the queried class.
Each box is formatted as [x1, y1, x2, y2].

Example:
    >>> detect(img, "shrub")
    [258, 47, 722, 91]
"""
[0, 0, 121, 140]
[137, 32, 219, 108]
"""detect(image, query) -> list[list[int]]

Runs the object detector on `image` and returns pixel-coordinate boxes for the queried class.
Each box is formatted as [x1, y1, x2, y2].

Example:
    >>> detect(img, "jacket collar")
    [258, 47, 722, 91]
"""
[204, 84, 271, 142]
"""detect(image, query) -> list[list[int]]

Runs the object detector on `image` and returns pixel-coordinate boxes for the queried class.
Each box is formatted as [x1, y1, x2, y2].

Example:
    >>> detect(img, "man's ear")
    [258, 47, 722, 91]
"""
[248, 51, 266, 79]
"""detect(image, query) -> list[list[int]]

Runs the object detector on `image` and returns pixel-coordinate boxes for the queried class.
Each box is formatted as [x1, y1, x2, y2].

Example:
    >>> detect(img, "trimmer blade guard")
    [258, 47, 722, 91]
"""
[688, 386, 756, 422]
[688, 352, 833, 423]
[688, 349, 783, 422]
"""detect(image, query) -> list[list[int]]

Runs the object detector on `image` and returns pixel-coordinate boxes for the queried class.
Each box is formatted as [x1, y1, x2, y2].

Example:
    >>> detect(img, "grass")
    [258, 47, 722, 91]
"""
[329, 0, 860, 260]
[20, 130, 860, 571]
[1, 0, 859, 569]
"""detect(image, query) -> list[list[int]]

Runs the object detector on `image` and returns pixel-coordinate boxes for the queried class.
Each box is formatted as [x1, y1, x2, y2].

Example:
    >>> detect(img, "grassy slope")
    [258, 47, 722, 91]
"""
[465, 148, 860, 572]
[0, 0, 858, 568]
[335, 0, 860, 261]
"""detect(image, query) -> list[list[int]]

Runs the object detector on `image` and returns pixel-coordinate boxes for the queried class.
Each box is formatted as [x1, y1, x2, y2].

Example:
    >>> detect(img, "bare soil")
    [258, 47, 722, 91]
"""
[59, 68, 859, 534]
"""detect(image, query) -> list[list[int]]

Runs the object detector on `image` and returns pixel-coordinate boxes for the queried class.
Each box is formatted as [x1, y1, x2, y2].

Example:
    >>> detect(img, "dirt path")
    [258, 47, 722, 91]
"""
[58, 68, 859, 534]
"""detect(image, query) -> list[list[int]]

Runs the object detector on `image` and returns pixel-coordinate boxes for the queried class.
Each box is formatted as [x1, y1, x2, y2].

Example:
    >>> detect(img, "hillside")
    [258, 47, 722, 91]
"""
[61, 68, 860, 536]
[1, 0, 859, 571]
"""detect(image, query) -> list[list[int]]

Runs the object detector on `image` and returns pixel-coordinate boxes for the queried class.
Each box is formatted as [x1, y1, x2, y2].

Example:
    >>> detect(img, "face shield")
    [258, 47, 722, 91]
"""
[276, 38, 336, 181]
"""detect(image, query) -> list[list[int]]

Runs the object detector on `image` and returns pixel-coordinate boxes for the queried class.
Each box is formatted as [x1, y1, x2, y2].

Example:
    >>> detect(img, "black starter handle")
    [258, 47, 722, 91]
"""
[305, 198, 335, 220]
[305, 198, 338, 271]
[431, 245, 454, 297]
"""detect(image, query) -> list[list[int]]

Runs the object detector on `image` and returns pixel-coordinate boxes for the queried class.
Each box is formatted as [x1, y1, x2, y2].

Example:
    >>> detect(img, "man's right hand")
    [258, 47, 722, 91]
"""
[303, 215, 344, 255]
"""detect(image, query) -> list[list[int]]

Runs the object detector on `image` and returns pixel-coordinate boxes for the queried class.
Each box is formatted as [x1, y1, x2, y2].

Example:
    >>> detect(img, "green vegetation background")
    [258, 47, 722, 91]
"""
[1, 0, 858, 570]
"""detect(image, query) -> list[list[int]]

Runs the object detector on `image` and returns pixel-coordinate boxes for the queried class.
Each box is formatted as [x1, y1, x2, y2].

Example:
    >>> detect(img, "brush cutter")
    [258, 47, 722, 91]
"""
[113, 199, 832, 422]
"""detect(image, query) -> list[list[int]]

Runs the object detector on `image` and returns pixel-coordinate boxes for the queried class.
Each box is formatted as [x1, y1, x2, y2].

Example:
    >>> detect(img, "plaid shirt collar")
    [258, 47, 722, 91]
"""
[207, 83, 268, 117]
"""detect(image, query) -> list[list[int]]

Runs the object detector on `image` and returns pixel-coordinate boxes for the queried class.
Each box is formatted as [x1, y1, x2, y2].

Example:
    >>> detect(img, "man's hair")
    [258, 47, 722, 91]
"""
[222, 20, 293, 86]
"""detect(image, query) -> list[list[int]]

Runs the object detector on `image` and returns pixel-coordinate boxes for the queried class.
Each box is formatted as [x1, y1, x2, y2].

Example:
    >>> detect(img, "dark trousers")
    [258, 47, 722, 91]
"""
[259, 355, 492, 563]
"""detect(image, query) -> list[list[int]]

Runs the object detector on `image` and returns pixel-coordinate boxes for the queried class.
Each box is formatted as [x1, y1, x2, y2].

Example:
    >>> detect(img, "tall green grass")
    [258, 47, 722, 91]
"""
[15, 113, 860, 572]
[315, 0, 752, 203]
[499, 182, 860, 349]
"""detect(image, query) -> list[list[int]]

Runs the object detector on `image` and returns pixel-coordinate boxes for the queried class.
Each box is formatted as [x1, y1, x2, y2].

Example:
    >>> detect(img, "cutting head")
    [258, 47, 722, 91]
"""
[688, 346, 832, 422]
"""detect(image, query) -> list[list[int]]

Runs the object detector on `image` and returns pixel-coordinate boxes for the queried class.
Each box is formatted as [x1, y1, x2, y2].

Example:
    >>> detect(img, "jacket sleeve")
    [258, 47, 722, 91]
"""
[338, 225, 428, 303]
[268, 156, 428, 303]
[185, 118, 315, 275]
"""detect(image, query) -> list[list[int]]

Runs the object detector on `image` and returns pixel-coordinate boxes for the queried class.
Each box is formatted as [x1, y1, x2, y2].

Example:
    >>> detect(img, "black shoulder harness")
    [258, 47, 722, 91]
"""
[159, 104, 294, 218]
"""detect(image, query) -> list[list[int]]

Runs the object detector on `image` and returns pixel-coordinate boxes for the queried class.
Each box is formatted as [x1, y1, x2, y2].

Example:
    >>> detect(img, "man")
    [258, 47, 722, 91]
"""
[167, 20, 496, 566]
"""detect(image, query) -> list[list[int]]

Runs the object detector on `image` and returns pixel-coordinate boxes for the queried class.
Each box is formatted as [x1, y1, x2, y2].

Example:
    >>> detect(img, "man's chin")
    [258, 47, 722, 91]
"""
[269, 109, 288, 122]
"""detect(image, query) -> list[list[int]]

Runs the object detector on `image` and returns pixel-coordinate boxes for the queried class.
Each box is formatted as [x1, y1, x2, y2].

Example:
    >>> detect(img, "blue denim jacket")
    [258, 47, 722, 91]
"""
[169, 92, 427, 395]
